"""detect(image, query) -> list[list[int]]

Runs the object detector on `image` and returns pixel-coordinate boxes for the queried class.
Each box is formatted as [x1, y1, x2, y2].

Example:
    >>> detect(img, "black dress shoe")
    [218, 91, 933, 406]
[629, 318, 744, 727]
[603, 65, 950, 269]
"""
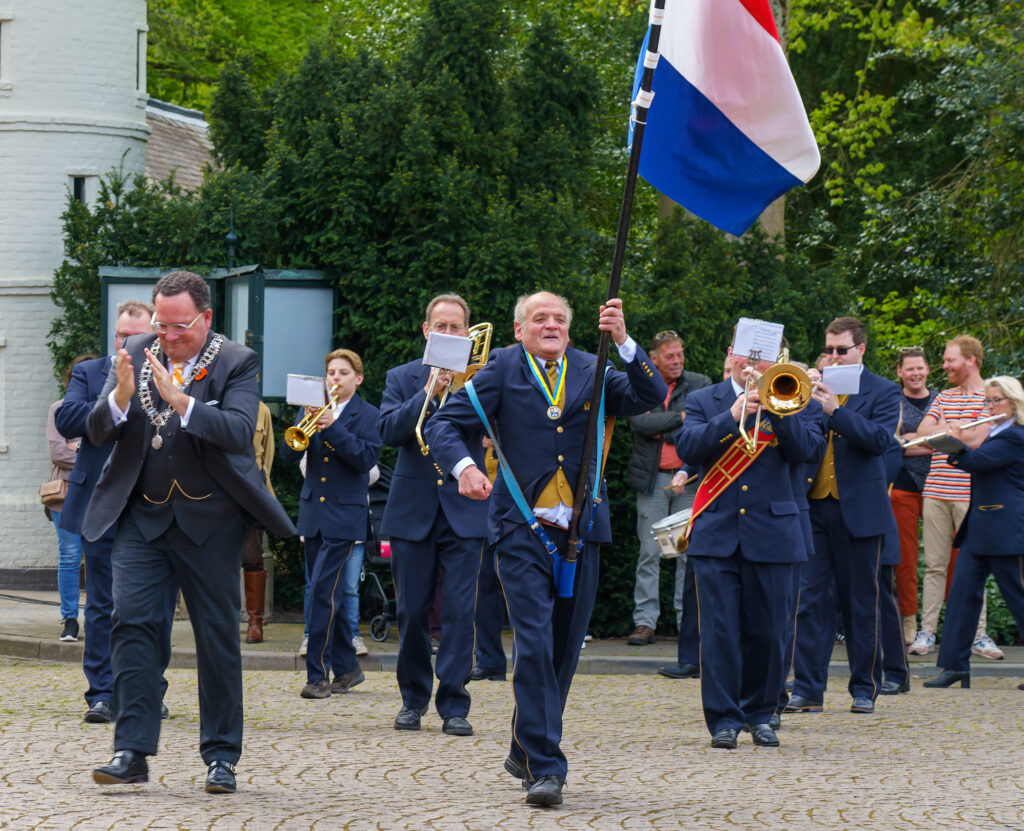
[394, 704, 429, 730]
[504, 755, 526, 780]
[749, 723, 780, 747]
[710, 728, 738, 749]
[657, 663, 700, 679]
[469, 666, 506, 682]
[769, 713, 781, 731]
[205, 760, 236, 794]
[783, 695, 823, 713]
[84, 700, 116, 724]
[93, 750, 148, 785]
[850, 697, 875, 713]
[331, 668, 365, 694]
[923, 669, 971, 688]
[442, 715, 473, 736]
[879, 679, 911, 695]
[525, 774, 564, 806]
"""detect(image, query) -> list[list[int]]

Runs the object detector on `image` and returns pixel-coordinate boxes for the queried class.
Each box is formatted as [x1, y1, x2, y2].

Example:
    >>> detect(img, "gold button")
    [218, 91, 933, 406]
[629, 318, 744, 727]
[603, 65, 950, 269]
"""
[741, 485, 748, 492]
[556, 426, 563, 433]
[807, 477, 813, 483]
[319, 496, 325, 503]
[437, 479, 443, 486]
[739, 508, 746, 515]
[557, 455, 564, 462]
[320, 477, 325, 483]
[323, 456, 329, 462]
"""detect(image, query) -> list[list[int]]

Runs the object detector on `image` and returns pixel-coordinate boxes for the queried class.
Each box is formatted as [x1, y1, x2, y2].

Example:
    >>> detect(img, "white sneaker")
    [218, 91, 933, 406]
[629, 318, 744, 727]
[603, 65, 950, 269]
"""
[972, 633, 1004, 660]
[352, 635, 368, 656]
[299, 635, 308, 656]
[908, 629, 935, 655]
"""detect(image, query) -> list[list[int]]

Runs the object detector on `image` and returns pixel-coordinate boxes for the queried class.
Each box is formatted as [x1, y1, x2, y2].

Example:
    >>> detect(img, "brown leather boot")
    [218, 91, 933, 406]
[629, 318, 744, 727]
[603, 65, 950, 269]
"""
[244, 570, 266, 643]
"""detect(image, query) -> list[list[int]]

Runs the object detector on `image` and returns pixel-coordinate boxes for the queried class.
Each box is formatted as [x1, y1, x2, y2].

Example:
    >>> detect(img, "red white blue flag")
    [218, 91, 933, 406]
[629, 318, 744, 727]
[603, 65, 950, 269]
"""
[631, 0, 821, 236]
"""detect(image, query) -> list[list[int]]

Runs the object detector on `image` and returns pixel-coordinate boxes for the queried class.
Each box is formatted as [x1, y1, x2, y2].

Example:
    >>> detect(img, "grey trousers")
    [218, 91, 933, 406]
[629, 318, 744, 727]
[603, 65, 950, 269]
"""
[633, 471, 696, 629]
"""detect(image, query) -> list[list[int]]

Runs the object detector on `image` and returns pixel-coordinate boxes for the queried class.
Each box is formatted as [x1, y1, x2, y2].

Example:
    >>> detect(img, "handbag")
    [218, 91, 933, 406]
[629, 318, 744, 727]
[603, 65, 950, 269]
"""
[38, 478, 68, 507]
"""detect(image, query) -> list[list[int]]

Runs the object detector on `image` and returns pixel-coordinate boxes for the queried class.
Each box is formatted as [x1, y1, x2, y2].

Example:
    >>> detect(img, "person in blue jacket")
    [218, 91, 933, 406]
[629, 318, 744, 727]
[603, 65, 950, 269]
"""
[925, 376, 1024, 689]
[280, 349, 381, 700]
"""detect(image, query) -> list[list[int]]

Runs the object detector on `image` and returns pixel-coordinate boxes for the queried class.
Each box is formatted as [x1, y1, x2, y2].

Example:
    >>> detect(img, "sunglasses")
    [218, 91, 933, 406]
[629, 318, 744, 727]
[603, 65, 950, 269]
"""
[824, 346, 854, 356]
[653, 329, 679, 341]
[898, 346, 924, 355]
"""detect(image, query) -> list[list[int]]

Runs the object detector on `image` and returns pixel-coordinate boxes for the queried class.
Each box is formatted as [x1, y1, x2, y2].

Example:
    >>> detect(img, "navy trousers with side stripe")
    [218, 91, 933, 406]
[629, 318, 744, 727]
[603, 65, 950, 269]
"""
[305, 537, 359, 683]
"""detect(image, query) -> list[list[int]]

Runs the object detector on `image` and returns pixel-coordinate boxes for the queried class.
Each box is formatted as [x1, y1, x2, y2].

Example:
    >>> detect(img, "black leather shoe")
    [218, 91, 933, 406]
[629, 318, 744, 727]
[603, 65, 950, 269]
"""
[525, 774, 564, 807]
[442, 715, 473, 736]
[84, 700, 116, 724]
[469, 666, 506, 682]
[879, 679, 911, 695]
[331, 668, 365, 694]
[205, 760, 236, 794]
[394, 705, 429, 730]
[850, 697, 875, 713]
[657, 663, 699, 679]
[749, 723, 780, 747]
[769, 713, 781, 731]
[710, 728, 738, 749]
[93, 750, 148, 785]
[504, 755, 526, 780]
[783, 695, 823, 713]
[923, 669, 971, 688]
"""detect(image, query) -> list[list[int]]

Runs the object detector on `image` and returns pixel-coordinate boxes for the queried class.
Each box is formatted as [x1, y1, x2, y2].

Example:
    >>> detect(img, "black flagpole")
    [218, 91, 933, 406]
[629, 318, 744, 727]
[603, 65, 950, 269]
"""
[567, 0, 666, 558]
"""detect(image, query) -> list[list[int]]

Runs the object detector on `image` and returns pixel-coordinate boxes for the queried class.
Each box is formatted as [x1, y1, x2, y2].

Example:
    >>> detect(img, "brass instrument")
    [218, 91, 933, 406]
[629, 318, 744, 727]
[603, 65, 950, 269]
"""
[415, 322, 493, 456]
[900, 414, 1002, 449]
[737, 348, 814, 454]
[284, 385, 340, 452]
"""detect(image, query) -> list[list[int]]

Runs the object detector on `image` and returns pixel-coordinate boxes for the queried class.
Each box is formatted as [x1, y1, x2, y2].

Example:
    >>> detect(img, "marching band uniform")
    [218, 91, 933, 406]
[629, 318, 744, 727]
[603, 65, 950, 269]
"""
[677, 376, 825, 745]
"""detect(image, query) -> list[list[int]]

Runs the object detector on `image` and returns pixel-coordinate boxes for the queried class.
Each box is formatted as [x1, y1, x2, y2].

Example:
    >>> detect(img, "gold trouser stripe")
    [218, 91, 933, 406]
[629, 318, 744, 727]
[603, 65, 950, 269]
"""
[317, 542, 354, 681]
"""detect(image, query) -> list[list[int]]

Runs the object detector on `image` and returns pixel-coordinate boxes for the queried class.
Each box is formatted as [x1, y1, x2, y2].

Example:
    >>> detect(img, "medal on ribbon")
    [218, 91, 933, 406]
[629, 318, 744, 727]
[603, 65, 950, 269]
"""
[523, 347, 566, 420]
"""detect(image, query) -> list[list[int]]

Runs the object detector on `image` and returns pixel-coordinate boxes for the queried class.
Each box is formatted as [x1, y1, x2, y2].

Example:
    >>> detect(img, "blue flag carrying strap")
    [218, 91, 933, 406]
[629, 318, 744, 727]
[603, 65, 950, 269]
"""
[464, 370, 609, 598]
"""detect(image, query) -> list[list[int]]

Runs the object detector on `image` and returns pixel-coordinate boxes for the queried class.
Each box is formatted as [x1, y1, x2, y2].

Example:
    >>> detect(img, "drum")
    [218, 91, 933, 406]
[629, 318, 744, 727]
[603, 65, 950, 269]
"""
[650, 508, 692, 559]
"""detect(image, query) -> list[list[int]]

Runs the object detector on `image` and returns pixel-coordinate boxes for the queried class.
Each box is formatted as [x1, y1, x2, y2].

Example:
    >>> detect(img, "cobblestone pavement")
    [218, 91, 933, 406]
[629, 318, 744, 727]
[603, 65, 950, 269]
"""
[0, 659, 1022, 830]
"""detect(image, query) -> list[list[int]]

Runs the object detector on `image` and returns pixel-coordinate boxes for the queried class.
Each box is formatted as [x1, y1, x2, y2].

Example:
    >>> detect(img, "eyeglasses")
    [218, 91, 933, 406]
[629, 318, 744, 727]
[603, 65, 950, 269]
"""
[428, 322, 466, 335]
[824, 346, 853, 356]
[984, 395, 1005, 405]
[898, 346, 924, 355]
[152, 312, 204, 334]
[654, 330, 679, 341]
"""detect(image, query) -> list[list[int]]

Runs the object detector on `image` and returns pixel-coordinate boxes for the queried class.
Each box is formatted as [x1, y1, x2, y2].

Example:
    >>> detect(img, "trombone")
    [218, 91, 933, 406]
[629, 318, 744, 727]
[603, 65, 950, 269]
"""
[737, 348, 813, 455]
[284, 384, 340, 452]
[415, 322, 493, 456]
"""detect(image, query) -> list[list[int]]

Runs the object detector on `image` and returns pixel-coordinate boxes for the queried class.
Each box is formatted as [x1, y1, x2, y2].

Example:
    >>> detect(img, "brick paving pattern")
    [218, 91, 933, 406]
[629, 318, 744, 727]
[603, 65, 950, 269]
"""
[0, 659, 1021, 829]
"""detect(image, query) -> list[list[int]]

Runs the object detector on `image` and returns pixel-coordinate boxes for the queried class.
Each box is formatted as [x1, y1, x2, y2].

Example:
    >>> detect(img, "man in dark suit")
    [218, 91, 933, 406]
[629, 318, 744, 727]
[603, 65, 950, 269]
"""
[55, 301, 160, 724]
[678, 344, 825, 749]
[787, 316, 902, 715]
[378, 294, 489, 737]
[84, 271, 295, 794]
[425, 291, 666, 807]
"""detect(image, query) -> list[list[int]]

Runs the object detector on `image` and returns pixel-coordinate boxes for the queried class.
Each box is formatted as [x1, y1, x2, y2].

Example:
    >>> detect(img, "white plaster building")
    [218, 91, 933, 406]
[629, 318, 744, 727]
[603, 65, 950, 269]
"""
[0, 2, 210, 583]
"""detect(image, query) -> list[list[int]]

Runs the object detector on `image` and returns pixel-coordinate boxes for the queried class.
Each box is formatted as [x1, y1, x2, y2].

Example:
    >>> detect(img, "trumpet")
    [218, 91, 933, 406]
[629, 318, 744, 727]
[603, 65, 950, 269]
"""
[900, 414, 1003, 449]
[284, 385, 340, 452]
[737, 348, 813, 455]
[415, 322, 493, 456]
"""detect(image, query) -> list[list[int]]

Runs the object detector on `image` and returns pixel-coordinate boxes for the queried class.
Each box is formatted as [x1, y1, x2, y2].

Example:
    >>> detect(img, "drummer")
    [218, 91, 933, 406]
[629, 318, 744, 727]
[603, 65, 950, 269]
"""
[625, 330, 711, 651]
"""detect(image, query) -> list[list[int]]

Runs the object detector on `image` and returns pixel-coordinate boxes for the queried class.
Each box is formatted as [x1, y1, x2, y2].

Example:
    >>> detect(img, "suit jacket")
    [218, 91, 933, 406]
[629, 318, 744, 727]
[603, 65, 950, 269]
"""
[54, 356, 116, 537]
[83, 332, 295, 542]
[424, 343, 667, 545]
[820, 368, 901, 538]
[949, 422, 1024, 555]
[677, 379, 826, 563]
[279, 393, 381, 539]
[626, 369, 713, 495]
[377, 358, 489, 541]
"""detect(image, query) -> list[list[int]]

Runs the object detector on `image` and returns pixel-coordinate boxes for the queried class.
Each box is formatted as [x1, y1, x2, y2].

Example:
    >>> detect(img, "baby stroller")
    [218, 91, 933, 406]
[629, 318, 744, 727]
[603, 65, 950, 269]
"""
[362, 463, 396, 642]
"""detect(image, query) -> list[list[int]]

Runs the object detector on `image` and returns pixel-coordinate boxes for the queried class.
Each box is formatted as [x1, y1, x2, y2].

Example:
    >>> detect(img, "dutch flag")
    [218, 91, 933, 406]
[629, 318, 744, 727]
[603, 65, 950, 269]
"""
[631, 0, 821, 237]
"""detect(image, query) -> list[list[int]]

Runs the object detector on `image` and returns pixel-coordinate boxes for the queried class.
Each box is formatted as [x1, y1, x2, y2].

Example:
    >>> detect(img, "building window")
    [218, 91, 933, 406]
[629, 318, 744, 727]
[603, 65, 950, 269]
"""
[0, 18, 9, 84]
[69, 175, 98, 206]
[136, 30, 146, 93]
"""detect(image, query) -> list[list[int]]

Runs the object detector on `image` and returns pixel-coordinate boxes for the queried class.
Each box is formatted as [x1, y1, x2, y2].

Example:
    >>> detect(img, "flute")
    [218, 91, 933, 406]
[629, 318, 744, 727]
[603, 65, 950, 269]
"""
[900, 414, 1002, 449]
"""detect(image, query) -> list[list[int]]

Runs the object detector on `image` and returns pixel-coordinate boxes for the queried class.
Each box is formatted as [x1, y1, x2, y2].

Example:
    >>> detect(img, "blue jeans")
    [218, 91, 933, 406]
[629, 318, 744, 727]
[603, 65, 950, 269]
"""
[51, 509, 83, 620]
[304, 536, 364, 640]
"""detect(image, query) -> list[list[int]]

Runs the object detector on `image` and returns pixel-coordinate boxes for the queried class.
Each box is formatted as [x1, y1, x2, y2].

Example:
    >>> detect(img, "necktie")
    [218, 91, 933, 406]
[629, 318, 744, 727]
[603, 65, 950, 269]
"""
[545, 360, 558, 390]
[172, 362, 186, 389]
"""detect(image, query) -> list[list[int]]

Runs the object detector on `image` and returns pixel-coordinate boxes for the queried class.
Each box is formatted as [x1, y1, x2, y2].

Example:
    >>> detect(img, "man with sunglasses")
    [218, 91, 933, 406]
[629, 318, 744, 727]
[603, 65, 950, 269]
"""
[787, 316, 902, 715]
[83, 271, 295, 794]
[625, 330, 711, 656]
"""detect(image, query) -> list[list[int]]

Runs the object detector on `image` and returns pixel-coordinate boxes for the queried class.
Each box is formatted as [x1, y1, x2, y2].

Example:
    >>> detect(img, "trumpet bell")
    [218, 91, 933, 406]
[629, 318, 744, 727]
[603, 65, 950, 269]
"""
[758, 363, 813, 416]
[284, 425, 311, 452]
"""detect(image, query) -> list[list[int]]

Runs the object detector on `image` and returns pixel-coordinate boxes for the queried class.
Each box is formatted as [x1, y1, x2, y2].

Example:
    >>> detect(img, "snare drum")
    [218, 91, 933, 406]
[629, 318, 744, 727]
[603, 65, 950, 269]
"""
[650, 508, 693, 559]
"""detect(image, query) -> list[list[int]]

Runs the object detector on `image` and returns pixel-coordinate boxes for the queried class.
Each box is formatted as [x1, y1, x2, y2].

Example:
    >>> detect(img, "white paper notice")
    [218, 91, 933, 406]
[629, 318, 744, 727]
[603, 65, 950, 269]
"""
[822, 364, 862, 395]
[422, 332, 473, 372]
[286, 374, 328, 407]
[732, 317, 784, 363]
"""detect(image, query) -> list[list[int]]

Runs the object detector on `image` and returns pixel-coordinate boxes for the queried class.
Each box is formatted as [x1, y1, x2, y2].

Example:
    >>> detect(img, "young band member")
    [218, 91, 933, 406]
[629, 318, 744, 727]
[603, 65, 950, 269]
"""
[280, 350, 381, 699]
